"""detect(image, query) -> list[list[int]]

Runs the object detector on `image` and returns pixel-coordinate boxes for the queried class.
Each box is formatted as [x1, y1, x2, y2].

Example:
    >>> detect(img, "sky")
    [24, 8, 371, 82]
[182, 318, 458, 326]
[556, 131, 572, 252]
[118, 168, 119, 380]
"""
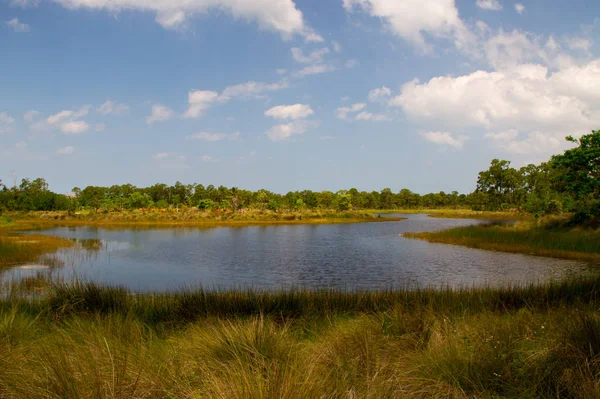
[1, 0, 599, 194]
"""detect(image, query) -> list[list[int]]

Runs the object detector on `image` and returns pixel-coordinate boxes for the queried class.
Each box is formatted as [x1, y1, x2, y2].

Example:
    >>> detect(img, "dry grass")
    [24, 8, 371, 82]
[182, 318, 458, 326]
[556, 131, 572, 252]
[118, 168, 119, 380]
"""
[9, 209, 404, 228]
[404, 220, 600, 262]
[1, 279, 600, 398]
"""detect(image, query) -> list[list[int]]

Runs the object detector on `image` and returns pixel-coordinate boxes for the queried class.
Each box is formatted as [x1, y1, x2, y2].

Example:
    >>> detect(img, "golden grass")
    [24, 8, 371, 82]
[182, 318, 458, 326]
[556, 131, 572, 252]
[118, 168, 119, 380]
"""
[0, 232, 73, 268]
[405, 221, 600, 262]
[9, 209, 404, 228]
[1, 278, 600, 398]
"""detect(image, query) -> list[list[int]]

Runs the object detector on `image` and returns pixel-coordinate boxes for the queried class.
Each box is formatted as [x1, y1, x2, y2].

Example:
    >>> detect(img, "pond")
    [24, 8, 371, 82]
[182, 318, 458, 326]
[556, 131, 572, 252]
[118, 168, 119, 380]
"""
[4, 214, 594, 291]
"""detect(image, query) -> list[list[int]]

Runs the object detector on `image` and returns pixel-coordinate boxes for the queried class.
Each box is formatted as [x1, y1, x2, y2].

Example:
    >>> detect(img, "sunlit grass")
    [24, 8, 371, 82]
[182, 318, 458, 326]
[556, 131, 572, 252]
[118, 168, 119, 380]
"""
[9, 209, 404, 228]
[405, 220, 600, 261]
[0, 231, 73, 268]
[0, 278, 599, 398]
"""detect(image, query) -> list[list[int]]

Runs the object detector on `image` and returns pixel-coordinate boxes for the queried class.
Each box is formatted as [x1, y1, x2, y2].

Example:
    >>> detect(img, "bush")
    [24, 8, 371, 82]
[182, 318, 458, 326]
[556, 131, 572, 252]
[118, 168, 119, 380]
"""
[197, 199, 215, 210]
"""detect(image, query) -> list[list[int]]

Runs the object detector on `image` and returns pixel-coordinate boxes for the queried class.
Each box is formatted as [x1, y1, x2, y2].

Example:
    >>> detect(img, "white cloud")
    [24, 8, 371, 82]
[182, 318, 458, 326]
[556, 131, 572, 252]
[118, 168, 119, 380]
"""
[265, 120, 315, 141]
[567, 37, 592, 54]
[485, 130, 563, 154]
[332, 40, 342, 53]
[187, 132, 240, 141]
[95, 123, 106, 132]
[200, 155, 218, 162]
[97, 100, 130, 115]
[56, 146, 75, 155]
[336, 103, 366, 120]
[265, 104, 314, 120]
[514, 3, 525, 14]
[293, 64, 335, 78]
[51, 0, 318, 41]
[343, 0, 475, 53]
[355, 111, 392, 121]
[31, 105, 91, 134]
[276, 68, 288, 74]
[368, 86, 392, 102]
[420, 131, 468, 149]
[23, 110, 39, 122]
[9, 0, 38, 6]
[291, 47, 330, 64]
[475, 0, 502, 11]
[391, 60, 600, 155]
[320, 135, 335, 140]
[6, 18, 30, 32]
[183, 90, 218, 118]
[147, 104, 174, 124]
[153, 152, 171, 161]
[345, 59, 359, 68]
[0, 112, 15, 134]
[219, 80, 288, 101]
[60, 120, 89, 135]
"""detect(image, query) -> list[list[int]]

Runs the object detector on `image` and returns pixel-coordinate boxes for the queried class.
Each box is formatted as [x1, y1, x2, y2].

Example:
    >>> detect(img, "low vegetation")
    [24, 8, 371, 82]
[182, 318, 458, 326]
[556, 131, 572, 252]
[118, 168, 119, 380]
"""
[405, 218, 600, 261]
[0, 278, 599, 398]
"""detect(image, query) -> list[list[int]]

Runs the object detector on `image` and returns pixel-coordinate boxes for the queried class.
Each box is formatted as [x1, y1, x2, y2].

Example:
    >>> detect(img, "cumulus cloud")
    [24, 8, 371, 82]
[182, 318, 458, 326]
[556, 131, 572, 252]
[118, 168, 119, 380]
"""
[291, 47, 330, 64]
[391, 60, 600, 155]
[0, 112, 15, 134]
[514, 3, 525, 14]
[147, 104, 174, 124]
[97, 100, 130, 115]
[219, 80, 288, 101]
[332, 41, 342, 52]
[23, 110, 40, 122]
[51, 0, 318, 41]
[56, 146, 75, 155]
[264, 104, 314, 120]
[9, 0, 39, 6]
[485, 130, 563, 154]
[6, 18, 30, 32]
[187, 132, 240, 141]
[343, 0, 475, 53]
[368, 86, 392, 102]
[355, 111, 392, 121]
[293, 64, 335, 78]
[152, 152, 188, 168]
[336, 103, 366, 120]
[420, 131, 469, 149]
[183, 90, 219, 118]
[31, 105, 92, 135]
[60, 120, 89, 135]
[475, 0, 502, 11]
[345, 59, 359, 68]
[265, 120, 315, 141]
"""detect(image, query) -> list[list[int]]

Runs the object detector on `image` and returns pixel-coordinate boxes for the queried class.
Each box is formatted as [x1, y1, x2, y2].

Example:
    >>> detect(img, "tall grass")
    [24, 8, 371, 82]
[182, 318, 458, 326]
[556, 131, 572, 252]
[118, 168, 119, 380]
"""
[1, 278, 600, 398]
[405, 222, 600, 261]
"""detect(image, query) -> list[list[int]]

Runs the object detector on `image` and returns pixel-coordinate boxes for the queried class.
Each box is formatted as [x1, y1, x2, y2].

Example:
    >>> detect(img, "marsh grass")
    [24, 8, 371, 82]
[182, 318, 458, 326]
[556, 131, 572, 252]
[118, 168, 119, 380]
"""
[0, 231, 73, 268]
[405, 221, 600, 261]
[10, 209, 403, 228]
[1, 278, 600, 398]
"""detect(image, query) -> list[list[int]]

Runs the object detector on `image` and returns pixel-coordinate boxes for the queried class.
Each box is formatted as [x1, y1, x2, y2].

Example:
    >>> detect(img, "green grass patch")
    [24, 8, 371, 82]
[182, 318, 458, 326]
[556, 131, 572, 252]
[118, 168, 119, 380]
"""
[405, 222, 600, 261]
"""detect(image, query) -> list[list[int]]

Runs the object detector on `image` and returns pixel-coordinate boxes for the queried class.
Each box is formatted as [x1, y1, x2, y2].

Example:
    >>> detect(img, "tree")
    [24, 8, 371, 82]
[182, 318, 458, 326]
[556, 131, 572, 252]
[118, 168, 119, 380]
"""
[552, 131, 600, 221]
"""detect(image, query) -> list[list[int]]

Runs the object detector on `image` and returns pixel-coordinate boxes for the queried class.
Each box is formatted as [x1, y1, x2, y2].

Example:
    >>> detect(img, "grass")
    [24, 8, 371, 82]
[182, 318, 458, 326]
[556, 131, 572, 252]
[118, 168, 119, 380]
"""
[0, 230, 73, 268]
[1, 278, 600, 398]
[370, 208, 531, 220]
[9, 209, 404, 228]
[404, 219, 600, 262]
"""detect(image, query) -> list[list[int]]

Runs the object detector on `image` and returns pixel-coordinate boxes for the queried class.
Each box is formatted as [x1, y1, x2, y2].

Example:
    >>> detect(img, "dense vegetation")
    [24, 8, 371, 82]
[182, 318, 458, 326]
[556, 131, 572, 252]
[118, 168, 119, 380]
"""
[1, 278, 599, 398]
[1, 131, 599, 222]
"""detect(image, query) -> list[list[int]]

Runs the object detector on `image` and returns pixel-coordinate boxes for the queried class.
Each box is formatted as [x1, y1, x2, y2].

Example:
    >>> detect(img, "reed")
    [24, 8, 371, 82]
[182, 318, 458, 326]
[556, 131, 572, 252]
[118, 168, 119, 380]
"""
[1, 278, 599, 398]
[405, 221, 600, 261]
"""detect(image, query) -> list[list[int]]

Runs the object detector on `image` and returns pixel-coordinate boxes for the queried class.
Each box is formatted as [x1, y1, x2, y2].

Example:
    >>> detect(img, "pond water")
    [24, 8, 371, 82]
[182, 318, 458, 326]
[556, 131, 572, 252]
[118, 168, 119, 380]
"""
[5, 214, 595, 291]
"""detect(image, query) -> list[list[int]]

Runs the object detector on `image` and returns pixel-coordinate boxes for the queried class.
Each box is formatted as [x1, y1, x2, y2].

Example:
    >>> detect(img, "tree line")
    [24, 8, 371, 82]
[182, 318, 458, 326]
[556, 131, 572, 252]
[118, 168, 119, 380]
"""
[1, 130, 598, 221]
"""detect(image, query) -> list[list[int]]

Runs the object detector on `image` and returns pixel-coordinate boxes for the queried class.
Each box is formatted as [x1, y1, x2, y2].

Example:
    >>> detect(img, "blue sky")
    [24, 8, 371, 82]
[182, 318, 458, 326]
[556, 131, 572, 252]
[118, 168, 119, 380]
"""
[1, 0, 599, 194]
